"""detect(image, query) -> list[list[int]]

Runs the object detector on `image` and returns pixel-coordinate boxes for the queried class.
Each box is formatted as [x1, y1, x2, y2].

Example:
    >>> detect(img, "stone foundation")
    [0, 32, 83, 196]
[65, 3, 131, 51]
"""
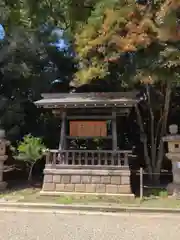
[41, 166, 133, 196]
[0, 181, 7, 191]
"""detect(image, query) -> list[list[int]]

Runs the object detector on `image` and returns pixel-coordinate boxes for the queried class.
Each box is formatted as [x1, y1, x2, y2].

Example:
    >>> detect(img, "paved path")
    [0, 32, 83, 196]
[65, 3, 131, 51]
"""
[0, 210, 180, 240]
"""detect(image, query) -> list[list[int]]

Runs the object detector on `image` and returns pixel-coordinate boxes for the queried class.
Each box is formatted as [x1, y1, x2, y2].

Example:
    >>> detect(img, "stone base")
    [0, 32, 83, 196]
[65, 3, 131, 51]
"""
[42, 166, 133, 196]
[167, 182, 180, 197]
[0, 181, 7, 191]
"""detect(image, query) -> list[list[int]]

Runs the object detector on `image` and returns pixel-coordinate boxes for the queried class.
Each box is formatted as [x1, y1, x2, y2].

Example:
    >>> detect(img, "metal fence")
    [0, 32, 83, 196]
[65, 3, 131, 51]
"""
[137, 168, 172, 200]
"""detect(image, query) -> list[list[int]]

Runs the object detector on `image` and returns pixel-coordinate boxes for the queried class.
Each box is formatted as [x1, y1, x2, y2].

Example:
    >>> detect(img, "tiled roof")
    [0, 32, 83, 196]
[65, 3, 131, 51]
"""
[34, 92, 138, 108]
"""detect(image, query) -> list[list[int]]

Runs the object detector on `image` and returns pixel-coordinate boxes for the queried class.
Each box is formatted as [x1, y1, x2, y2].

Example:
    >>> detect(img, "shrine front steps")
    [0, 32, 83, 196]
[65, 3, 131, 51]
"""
[41, 166, 134, 199]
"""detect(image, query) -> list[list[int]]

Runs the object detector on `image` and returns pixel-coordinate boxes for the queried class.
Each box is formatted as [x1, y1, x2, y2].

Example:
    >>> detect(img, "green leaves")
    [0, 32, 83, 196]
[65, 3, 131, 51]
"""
[16, 134, 46, 163]
[74, 0, 180, 87]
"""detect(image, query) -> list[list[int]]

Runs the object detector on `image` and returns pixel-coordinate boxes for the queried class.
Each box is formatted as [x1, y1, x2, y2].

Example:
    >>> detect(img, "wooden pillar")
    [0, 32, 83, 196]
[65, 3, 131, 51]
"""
[112, 111, 117, 150]
[58, 111, 66, 150]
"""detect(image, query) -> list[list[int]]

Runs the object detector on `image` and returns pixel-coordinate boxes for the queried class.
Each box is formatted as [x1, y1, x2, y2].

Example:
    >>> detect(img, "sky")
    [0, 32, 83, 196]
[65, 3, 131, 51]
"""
[50, 28, 69, 50]
[50, 38, 68, 50]
[0, 24, 68, 51]
[0, 24, 5, 40]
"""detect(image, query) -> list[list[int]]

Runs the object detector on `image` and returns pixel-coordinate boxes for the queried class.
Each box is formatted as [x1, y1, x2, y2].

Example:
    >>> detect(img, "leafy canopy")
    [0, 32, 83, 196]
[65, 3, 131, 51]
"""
[74, 0, 180, 86]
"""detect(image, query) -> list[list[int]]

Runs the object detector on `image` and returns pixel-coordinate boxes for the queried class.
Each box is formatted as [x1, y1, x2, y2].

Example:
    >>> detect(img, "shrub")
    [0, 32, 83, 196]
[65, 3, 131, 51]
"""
[15, 134, 46, 182]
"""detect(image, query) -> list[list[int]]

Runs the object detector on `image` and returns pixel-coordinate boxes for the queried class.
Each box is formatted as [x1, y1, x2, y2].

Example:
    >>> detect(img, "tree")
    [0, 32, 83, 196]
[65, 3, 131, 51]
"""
[74, 0, 180, 182]
[0, 0, 77, 144]
[14, 134, 46, 182]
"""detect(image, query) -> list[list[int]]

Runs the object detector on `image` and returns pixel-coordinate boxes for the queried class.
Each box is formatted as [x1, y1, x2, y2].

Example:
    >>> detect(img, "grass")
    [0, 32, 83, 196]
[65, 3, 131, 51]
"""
[1, 187, 180, 208]
[0, 187, 39, 202]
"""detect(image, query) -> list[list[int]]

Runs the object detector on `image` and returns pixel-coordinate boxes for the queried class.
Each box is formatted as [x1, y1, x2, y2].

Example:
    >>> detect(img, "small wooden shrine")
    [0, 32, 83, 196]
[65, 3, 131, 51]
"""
[35, 92, 138, 196]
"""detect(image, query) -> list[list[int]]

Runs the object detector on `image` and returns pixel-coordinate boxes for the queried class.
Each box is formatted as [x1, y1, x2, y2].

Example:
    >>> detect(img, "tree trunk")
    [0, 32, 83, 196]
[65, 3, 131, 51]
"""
[135, 104, 153, 180]
[28, 161, 37, 183]
[146, 84, 156, 170]
[154, 82, 171, 184]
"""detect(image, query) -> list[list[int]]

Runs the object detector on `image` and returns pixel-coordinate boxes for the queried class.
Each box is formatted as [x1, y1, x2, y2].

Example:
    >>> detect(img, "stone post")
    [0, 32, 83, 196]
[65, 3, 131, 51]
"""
[163, 125, 180, 197]
[0, 128, 9, 190]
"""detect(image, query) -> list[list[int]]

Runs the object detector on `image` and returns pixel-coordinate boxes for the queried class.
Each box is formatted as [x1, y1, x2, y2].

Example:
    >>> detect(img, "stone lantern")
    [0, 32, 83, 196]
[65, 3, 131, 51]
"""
[163, 124, 180, 196]
[0, 128, 10, 190]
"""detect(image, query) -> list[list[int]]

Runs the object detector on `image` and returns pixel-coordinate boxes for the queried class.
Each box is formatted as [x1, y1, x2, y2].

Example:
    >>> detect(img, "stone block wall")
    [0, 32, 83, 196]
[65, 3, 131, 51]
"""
[41, 166, 132, 195]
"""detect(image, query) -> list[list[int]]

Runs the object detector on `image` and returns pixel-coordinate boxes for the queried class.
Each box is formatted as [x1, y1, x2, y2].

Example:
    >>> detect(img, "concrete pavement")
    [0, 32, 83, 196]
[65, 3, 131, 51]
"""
[0, 210, 180, 240]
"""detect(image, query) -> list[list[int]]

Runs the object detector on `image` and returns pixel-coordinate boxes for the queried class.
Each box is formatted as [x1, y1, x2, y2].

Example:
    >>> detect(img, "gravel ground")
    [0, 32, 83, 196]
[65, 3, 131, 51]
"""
[0, 210, 180, 240]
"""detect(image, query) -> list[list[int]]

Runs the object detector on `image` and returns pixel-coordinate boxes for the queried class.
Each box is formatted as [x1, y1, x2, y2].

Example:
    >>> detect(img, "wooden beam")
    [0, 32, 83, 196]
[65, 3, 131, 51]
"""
[41, 103, 135, 109]
[66, 136, 112, 140]
[67, 115, 115, 120]
[67, 108, 129, 114]
[49, 149, 132, 154]
[112, 111, 117, 150]
[58, 111, 66, 150]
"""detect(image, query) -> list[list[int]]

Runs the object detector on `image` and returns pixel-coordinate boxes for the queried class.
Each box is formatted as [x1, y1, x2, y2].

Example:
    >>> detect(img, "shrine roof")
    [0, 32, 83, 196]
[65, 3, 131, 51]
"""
[34, 92, 139, 108]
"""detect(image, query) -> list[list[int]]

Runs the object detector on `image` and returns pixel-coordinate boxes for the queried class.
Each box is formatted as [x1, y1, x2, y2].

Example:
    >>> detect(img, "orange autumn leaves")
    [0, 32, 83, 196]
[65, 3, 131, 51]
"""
[74, 0, 180, 86]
